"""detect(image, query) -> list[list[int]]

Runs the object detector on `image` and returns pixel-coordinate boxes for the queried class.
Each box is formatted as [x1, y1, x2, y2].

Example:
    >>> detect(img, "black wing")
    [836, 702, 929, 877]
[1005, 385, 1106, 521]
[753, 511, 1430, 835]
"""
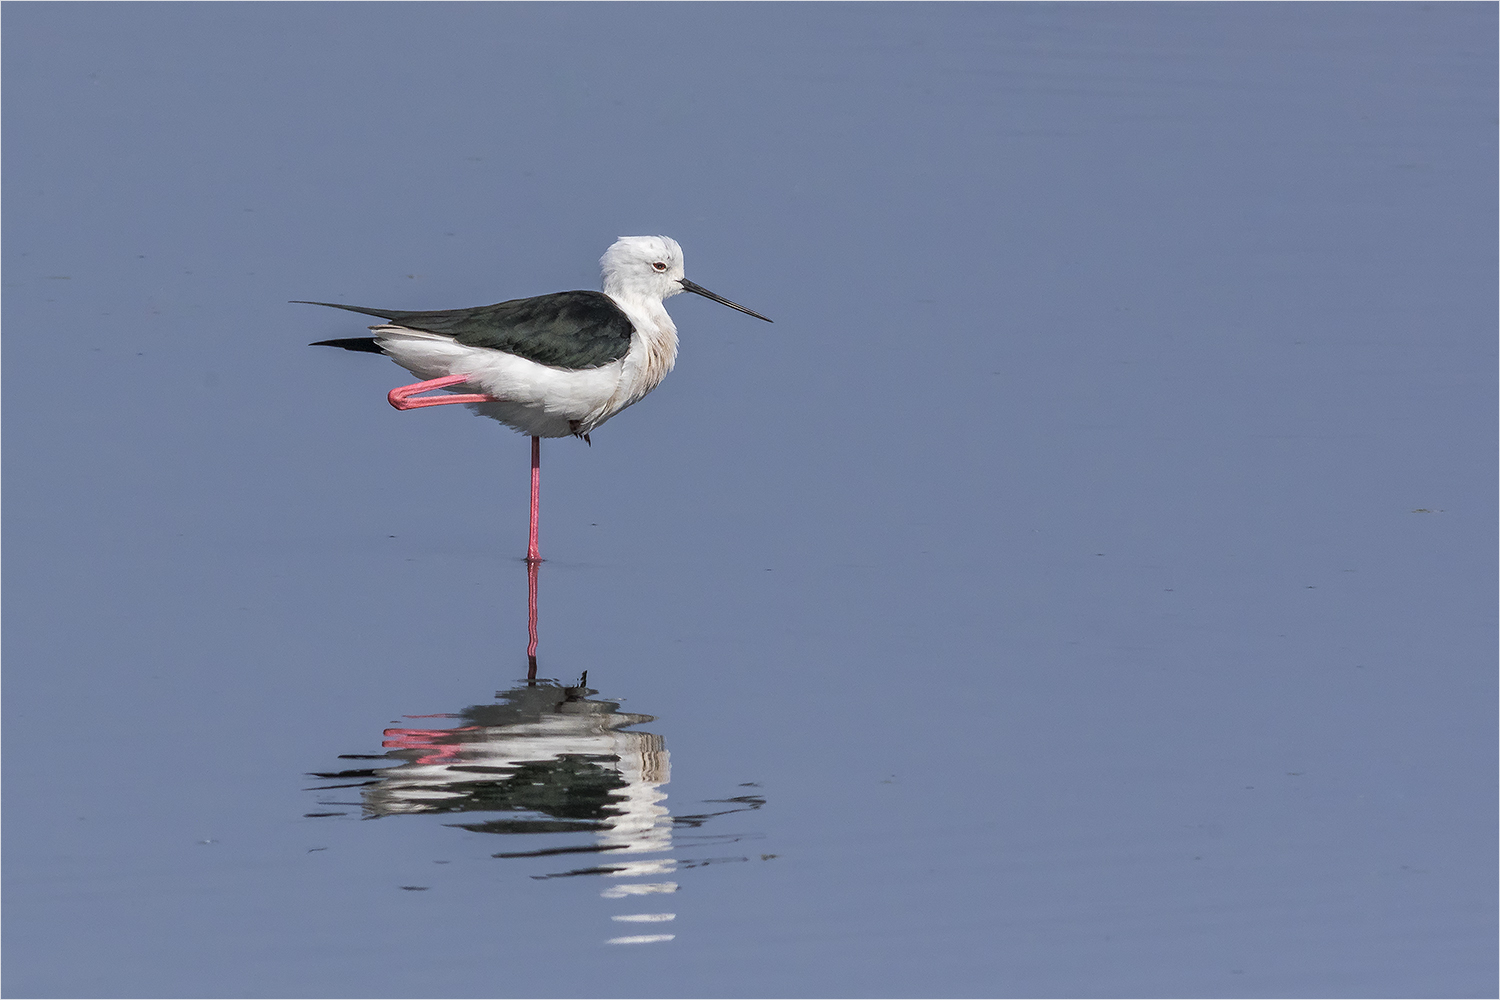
[295, 290, 634, 370]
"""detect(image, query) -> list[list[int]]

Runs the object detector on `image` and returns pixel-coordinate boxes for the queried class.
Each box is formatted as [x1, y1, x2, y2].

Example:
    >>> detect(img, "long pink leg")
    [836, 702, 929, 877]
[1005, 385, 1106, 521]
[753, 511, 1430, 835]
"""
[526, 436, 541, 680]
[526, 436, 541, 564]
[388, 374, 496, 410]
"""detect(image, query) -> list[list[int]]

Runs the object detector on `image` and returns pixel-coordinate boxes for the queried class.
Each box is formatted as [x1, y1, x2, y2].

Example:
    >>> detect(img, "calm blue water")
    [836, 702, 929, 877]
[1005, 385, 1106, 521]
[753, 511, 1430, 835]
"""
[5, 5, 1495, 997]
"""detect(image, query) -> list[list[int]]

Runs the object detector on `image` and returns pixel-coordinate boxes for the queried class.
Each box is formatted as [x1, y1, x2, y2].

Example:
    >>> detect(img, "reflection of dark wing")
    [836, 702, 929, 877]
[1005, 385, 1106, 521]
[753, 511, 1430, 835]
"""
[354, 755, 628, 823]
[672, 794, 766, 828]
[444, 757, 627, 819]
[295, 290, 634, 369]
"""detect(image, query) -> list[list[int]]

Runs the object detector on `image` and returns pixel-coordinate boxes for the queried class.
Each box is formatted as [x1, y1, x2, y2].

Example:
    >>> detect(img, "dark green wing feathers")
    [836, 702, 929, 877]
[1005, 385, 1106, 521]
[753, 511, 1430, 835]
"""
[300, 290, 634, 369]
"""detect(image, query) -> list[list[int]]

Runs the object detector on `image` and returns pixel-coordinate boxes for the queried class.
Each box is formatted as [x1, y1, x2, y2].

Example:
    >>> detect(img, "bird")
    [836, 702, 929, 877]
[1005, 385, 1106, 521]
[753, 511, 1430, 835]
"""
[300, 235, 771, 564]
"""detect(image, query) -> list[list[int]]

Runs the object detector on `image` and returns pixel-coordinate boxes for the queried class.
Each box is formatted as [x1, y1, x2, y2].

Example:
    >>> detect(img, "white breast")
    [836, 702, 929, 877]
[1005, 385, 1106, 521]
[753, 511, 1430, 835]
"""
[606, 297, 679, 413]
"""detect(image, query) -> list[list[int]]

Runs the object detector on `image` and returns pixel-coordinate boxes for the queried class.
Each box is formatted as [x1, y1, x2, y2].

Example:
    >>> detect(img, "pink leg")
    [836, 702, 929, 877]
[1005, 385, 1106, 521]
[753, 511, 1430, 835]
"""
[526, 437, 540, 680]
[526, 436, 541, 564]
[388, 374, 496, 410]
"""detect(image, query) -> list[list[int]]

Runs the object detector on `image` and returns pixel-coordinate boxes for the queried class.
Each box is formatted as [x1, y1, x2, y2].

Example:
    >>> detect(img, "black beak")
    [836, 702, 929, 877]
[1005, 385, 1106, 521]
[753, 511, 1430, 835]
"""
[679, 278, 773, 323]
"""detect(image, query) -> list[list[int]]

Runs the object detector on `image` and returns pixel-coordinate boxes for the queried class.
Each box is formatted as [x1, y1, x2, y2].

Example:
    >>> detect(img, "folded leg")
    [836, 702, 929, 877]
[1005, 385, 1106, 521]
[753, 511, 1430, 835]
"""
[388, 374, 497, 410]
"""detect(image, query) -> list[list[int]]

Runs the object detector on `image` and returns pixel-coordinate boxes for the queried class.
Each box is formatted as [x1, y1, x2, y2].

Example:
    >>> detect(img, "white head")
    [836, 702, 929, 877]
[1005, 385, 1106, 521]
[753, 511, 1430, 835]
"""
[599, 235, 686, 302]
[598, 235, 773, 322]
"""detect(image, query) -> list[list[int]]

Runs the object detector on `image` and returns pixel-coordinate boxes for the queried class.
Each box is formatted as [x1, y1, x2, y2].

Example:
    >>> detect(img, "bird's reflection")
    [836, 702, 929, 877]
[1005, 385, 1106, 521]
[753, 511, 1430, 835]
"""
[307, 554, 766, 944]
[338, 677, 676, 869]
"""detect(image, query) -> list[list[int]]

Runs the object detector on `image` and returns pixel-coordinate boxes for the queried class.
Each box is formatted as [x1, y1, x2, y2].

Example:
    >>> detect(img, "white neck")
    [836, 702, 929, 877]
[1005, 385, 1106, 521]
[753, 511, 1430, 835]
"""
[606, 292, 679, 407]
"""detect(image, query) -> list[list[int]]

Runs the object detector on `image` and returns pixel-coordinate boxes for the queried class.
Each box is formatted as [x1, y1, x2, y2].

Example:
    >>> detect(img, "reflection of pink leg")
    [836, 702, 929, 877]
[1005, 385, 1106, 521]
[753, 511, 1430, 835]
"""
[388, 374, 496, 410]
[526, 556, 539, 680]
[526, 436, 541, 564]
[382, 726, 480, 765]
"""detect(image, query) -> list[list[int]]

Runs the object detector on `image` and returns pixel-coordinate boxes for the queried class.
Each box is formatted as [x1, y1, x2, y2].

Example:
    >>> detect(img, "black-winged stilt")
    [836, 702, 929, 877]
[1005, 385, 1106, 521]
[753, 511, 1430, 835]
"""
[302, 236, 771, 564]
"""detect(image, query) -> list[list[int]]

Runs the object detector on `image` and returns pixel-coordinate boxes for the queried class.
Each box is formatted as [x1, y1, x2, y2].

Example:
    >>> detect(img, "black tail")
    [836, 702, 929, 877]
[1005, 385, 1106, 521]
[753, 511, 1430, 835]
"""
[311, 337, 384, 354]
[292, 300, 400, 321]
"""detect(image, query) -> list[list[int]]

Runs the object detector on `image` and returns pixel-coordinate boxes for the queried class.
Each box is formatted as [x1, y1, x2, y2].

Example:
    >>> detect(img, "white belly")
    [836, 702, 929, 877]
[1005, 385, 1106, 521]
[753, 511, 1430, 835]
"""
[372, 325, 663, 439]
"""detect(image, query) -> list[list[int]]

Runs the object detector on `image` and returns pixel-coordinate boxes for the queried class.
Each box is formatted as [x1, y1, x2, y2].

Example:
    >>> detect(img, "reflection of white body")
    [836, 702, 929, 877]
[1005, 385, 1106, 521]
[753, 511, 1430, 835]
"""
[366, 700, 673, 858]
[348, 687, 682, 944]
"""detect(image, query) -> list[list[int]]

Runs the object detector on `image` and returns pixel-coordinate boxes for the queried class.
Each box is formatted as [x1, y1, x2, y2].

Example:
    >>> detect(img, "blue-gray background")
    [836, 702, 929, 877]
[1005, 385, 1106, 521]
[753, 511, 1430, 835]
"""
[4, 4, 1495, 998]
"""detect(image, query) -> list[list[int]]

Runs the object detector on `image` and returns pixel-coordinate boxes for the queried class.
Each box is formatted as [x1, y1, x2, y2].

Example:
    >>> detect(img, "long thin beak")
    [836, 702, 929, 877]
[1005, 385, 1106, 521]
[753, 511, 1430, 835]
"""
[679, 278, 773, 322]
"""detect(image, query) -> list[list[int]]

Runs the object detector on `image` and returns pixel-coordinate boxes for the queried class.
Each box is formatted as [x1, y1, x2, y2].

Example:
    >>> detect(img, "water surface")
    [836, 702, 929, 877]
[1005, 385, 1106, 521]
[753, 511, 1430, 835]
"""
[4, 4, 1495, 997]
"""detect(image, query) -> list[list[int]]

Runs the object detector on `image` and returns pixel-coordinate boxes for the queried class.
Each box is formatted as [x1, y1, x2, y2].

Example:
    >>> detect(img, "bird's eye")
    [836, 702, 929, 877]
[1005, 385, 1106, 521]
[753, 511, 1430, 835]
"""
[652, 261, 668, 272]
